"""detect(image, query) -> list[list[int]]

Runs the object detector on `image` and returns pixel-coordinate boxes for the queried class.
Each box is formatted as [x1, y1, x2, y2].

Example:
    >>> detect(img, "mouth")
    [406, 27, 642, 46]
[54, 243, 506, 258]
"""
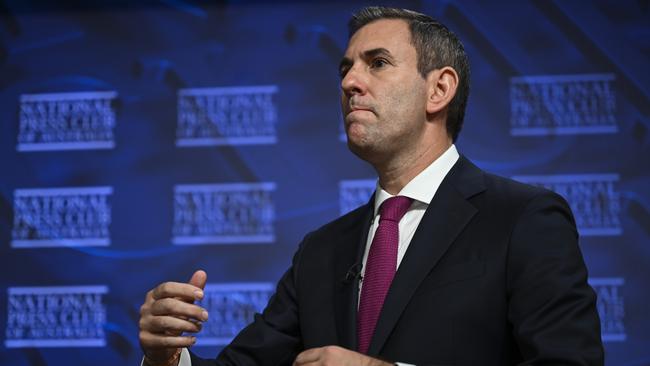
[346, 105, 374, 116]
[345, 97, 374, 114]
[350, 107, 371, 113]
[344, 110, 372, 128]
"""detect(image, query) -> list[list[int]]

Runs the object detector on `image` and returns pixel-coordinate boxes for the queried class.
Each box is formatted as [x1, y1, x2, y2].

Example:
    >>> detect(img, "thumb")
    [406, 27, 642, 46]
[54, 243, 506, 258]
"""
[189, 269, 207, 291]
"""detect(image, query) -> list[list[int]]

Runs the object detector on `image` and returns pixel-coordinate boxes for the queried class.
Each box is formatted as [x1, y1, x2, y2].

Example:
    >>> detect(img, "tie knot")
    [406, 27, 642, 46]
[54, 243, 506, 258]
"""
[379, 196, 412, 223]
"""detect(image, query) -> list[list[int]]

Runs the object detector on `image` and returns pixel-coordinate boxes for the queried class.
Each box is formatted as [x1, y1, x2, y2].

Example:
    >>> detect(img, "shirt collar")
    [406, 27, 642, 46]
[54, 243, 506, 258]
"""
[373, 144, 460, 215]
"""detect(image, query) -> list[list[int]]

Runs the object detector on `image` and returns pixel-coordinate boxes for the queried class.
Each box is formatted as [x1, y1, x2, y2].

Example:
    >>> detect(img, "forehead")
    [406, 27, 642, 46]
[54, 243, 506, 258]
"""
[345, 18, 413, 56]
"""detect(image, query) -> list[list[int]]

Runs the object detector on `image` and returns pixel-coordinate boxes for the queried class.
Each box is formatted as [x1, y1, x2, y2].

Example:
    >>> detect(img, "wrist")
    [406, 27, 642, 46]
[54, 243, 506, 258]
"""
[376, 358, 397, 366]
[368, 357, 395, 366]
[144, 348, 182, 366]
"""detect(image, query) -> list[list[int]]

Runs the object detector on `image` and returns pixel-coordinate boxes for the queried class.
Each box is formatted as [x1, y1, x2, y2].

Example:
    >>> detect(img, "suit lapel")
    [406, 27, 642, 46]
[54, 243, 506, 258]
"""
[332, 201, 373, 350]
[367, 156, 486, 355]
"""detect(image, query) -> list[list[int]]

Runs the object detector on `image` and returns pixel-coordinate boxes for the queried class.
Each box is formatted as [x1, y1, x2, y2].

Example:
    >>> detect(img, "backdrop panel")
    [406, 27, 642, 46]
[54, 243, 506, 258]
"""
[0, 1, 648, 365]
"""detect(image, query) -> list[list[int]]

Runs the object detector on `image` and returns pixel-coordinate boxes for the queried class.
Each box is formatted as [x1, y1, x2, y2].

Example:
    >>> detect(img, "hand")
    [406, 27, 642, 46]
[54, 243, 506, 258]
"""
[139, 270, 208, 364]
[293, 346, 393, 366]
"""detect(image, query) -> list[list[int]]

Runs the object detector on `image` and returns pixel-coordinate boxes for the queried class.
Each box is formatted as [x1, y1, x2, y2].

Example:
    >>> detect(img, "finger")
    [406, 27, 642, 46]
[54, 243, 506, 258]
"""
[189, 270, 207, 294]
[151, 298, 209, 321]
[147, 315, 203, 334]
[152, 282, 203, 302]
[294, 348, 321, 365]
[139, 331, 196, 348]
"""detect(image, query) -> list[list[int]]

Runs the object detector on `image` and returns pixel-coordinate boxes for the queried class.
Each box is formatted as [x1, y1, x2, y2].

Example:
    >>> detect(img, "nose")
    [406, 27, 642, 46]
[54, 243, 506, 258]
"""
[341, 65, 367, 97]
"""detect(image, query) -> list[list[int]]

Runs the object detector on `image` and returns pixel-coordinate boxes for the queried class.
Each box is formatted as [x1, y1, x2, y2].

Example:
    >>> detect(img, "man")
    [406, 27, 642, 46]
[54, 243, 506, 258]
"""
[139, 7, 604, 366]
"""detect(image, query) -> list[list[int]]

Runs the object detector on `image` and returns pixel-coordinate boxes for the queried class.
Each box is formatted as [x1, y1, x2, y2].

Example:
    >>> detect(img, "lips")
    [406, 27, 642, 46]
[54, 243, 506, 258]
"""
[346, 97, 374, 112]
[346, 108, 373, 121]
[346, 102, 374, 116]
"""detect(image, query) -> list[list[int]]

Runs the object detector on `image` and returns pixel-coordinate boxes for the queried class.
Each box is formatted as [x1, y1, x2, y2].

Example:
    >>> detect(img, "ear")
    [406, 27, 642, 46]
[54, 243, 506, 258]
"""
[426, 66, 459, 115]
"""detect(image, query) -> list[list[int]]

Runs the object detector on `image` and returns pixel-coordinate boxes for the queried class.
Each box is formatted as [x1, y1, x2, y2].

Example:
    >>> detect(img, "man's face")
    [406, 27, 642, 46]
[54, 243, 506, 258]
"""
[340, 19, 428, 163]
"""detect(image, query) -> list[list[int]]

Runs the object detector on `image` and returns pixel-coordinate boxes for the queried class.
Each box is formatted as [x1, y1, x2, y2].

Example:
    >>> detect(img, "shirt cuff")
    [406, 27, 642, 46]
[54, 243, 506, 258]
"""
[178, 348, 191, 366]
[140, 348, 191, 366]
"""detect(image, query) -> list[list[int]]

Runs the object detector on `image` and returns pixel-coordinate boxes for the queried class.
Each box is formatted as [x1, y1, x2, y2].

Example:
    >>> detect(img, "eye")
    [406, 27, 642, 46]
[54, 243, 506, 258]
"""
[339, 66, 350, 79]
[370, 58, 389, 69]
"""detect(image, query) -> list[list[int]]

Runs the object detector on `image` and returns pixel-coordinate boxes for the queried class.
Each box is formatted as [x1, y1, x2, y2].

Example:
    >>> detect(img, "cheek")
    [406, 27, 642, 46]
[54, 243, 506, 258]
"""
[381, 87, 425, 119]
[399, 84, 427, 114]
[386, 75, 424, 98]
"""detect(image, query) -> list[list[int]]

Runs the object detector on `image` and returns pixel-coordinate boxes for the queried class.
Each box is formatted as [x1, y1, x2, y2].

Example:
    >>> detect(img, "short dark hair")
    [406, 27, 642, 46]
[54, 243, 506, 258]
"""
[348, 6, 470, 142]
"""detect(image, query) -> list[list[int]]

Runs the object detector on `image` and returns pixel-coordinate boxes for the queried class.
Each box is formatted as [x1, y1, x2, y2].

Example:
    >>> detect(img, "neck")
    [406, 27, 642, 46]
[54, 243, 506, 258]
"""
[375, 137, 452, 195]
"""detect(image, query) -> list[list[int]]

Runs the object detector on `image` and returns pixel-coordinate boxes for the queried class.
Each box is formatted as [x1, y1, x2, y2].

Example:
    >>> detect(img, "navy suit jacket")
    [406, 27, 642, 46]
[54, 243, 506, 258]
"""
[191, 156, 604, 365]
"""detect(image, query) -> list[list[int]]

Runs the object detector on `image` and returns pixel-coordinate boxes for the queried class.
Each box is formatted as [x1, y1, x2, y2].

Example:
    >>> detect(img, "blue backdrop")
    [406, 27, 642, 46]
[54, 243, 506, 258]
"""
[0, 1, 648, 365]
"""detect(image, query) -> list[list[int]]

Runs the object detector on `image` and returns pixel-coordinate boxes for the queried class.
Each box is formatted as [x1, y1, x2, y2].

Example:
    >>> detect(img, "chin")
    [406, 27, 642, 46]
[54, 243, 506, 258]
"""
[346, 138, 379, 163]
[344, 120, 368, 139]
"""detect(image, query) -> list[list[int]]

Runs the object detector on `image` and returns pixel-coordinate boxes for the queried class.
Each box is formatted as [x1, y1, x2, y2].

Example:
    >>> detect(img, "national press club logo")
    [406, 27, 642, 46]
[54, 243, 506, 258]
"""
[17, 91, 117, 151]
[11, 186, 113, 248]
[194, 283, 274, 346]
[339, 179, 376, 215]
[510, 73, 616, 136]
[176, 85, 278, 146]
[512, 174, 621, 236]
[5, 286, 108, 348]
[589, 277, 626, 342]
[172, 183, 275, 245]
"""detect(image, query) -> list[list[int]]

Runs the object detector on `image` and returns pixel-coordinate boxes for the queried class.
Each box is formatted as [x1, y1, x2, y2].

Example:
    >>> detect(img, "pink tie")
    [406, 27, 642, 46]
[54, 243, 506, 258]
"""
[357, 195, 412, 354]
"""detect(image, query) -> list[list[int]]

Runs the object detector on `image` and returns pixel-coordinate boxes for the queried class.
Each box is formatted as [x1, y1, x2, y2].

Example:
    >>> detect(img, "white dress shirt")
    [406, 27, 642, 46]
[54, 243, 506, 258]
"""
[151, 145, 460, 366]
[361, 144, 459, 287]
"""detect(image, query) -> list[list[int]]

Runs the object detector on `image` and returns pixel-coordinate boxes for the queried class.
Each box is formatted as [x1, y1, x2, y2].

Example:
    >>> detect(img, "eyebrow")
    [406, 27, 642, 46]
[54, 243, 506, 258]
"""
[364, 47, 393, 60]
[339, 47, 394, 74]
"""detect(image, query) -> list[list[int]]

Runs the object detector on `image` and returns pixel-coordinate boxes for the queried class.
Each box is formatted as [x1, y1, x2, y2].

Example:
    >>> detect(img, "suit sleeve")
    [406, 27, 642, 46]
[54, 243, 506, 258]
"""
[507, 192, 604, 365]
[189, 242, 306, 366]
